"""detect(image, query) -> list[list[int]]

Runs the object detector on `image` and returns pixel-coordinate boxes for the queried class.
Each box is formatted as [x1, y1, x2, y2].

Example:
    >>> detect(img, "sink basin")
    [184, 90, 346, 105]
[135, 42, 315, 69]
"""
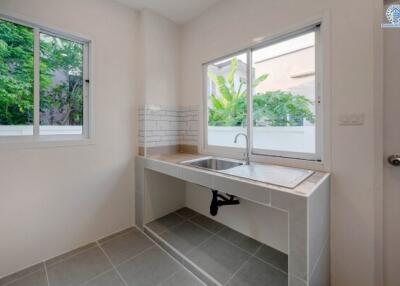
[182, 157, 314, 189]
[182, 157, 243, 171]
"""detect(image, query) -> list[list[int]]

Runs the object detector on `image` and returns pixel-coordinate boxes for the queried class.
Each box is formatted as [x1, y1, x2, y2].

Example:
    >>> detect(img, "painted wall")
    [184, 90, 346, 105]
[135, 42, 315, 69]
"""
[185, 183, 289, 254]
[180, 0, 378, 285]
[139, 9, 180, 106]
[0, 0, 138, 278]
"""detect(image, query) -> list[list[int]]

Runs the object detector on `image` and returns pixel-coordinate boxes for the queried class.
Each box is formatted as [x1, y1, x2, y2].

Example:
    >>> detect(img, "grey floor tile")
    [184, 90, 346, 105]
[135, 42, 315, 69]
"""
[160, 221, 212, 254]
[117, 246, 182, 286]
[181, 262, 219, 286]
[47, 246, 112, 286]
[99, 228, 154, 265]
[46, 243, 97, 267]
[0, 263, 44, 286]
[186, 236, 250, 284]
[255, 245, 288, 273]
[190, 214, 225, 234]
[84, 270, 125, 286]
[174, 208, 198, 219]
[98, 227, 136, 244]
[2, 269, 47, 286]
[146, 213, 185, 234]
[217, 227, 261, 254]
[144, 227, 184, 264]
[159, 269, 204, 286]
[226, 257, 288, 286]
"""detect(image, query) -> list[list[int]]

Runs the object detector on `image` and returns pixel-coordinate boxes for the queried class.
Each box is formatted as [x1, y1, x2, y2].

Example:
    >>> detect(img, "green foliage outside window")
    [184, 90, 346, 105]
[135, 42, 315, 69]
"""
[208, 58, 315, 127]
[40, 34, 83, 126]
[0, 20, 34, 125]
[0, 20, 83, 126]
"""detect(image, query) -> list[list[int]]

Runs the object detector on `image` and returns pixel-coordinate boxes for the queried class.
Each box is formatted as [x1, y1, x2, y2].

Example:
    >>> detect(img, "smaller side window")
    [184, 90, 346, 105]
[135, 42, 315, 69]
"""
[0, 17, 90, 139]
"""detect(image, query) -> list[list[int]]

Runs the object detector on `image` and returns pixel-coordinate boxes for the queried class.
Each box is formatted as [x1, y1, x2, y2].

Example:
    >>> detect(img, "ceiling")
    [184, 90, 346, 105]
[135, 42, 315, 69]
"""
[114, 0, 222, 24]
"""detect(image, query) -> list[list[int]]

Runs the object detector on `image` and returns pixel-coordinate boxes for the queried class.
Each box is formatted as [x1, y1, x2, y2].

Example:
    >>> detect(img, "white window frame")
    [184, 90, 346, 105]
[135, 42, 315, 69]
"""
[202, 24, 322, 162]
[0, 14, 92, 147]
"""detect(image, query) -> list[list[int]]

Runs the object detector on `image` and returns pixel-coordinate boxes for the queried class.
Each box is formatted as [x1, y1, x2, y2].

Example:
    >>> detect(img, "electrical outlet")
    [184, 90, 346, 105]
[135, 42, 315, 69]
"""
[338, 113, 365, 126]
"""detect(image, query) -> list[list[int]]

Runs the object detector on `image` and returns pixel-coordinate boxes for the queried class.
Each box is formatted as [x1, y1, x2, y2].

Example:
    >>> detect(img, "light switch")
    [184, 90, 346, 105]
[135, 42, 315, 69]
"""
[338, 113, 365, 126]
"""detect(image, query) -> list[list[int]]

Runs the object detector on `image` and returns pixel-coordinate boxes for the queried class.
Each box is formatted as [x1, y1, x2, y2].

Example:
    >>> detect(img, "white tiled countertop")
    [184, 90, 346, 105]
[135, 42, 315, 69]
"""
[140, 153, 329, 198]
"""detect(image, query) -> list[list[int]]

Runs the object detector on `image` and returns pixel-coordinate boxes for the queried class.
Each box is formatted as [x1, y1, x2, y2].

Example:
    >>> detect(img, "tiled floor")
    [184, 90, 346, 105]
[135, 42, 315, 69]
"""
[0, 227, 204, 286]
[146, 208, 288, 286]
[1, 208, 288, 286]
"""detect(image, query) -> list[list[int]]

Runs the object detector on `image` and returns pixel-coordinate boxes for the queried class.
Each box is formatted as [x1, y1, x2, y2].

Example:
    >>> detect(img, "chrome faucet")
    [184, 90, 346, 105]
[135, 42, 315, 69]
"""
[234, 133, 250, 165]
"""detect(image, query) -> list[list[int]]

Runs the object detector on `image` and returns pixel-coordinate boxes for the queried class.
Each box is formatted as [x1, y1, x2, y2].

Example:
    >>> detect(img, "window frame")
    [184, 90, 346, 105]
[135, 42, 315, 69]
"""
[202, 24, 322, 162]
[0, 14, 92, 145]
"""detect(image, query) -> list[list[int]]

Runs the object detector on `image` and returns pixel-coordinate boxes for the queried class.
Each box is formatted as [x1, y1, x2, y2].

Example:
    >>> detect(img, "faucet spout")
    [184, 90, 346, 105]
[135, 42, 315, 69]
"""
[234, 133, 250, 165]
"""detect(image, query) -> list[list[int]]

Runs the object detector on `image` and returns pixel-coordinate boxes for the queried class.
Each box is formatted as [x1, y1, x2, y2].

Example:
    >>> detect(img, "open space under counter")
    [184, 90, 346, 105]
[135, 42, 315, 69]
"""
[135, 154, 330, 286]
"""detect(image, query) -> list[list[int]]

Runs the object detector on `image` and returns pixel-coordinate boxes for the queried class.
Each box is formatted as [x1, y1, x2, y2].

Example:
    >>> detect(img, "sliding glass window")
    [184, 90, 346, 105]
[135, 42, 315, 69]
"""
[0, 17, 90, 139]
[206, 52, 248, 148]
[204, 25, 321, 161]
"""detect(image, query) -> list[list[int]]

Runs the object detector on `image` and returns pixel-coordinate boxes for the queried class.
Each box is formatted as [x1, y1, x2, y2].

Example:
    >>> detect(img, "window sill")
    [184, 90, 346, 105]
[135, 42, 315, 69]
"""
[0, 136, 94, 150]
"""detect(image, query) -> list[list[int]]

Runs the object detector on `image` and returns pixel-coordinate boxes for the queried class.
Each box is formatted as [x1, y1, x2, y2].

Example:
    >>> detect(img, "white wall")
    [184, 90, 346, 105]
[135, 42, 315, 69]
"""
[144, 170, 186, 224]
[180, 0, 378, 285]
[139, 9, 180, 106]
[185, 183, 289, 253]
[0, 0, 138, 278]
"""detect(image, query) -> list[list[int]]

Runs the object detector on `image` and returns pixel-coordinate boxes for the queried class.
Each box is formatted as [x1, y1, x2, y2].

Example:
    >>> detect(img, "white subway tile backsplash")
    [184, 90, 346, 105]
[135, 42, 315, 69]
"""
[138, 104, 199, 148]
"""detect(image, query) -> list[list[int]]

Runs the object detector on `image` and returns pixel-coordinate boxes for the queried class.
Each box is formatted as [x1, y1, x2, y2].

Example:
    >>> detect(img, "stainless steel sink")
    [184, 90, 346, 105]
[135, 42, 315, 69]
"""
[181, 156, 314, 188]
[182, 157, 243, 171]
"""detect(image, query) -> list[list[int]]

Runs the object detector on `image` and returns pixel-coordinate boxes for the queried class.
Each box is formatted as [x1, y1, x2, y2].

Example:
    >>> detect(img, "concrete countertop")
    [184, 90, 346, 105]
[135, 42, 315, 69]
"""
[138, 153, 329, 197]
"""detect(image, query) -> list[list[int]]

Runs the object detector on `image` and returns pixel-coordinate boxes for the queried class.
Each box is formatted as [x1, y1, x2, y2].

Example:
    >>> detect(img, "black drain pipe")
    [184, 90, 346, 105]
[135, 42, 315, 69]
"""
[210, 190, 240, 216]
